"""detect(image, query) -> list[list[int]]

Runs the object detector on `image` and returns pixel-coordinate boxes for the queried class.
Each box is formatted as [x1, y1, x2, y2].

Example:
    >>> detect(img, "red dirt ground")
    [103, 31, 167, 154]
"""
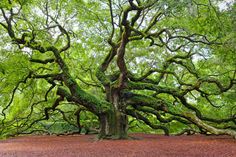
[0, 134, 235, 157]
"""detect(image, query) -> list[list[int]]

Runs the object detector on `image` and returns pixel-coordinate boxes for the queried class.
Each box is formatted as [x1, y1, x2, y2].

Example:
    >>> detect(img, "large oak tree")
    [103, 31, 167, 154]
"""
[0, 0, 236, 139]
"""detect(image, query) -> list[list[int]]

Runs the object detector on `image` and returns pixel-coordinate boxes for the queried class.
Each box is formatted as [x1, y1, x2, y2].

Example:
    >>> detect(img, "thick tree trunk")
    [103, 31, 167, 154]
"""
[98, 109, 128, 139]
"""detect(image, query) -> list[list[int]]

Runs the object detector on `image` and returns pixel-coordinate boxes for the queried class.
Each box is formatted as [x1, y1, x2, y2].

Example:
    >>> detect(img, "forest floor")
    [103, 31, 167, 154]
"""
[0, 133, 235, 157]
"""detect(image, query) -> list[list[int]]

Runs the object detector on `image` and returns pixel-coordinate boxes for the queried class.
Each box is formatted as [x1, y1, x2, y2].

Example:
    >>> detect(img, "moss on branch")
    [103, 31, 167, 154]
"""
[183, 112, 236, 138]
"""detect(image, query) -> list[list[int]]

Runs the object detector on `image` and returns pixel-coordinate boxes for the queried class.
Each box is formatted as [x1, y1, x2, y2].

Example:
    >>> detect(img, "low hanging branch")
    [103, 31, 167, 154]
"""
[1, 72, 32, 125]
[182, 112, 236, 138]
[126, 109, 169, 135]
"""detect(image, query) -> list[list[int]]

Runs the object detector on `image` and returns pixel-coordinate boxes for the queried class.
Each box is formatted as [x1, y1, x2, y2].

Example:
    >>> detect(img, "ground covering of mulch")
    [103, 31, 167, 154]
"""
[0, 133, 235, 157]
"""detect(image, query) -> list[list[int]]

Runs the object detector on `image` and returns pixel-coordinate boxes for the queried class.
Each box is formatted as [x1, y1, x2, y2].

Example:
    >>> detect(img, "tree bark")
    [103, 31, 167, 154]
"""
[183, 112, 236, 139]
[98, 92, 128, 139]
[98, 111, 128, 139]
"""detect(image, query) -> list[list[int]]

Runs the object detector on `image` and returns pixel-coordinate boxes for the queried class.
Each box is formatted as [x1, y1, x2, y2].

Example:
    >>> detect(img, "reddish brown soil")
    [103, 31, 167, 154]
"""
[0, 134, 235, 157]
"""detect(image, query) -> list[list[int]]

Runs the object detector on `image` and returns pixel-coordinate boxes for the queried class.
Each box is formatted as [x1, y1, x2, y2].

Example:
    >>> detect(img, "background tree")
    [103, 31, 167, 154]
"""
[0, 0, 236, 139]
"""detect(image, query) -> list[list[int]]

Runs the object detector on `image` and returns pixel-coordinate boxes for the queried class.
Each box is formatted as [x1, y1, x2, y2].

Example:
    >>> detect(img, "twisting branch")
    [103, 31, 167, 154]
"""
[178, 96, 236, 124]
[108, 0, 115, 45]
[116, 25, 130, 88]
[182, 112, 236, 138]
[44, 94, 64, 120]
[1, 72, 32, 125]
[29, 58, 55, 64]
[126, 109, 169, 135]
[48, 15, 71, 53]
